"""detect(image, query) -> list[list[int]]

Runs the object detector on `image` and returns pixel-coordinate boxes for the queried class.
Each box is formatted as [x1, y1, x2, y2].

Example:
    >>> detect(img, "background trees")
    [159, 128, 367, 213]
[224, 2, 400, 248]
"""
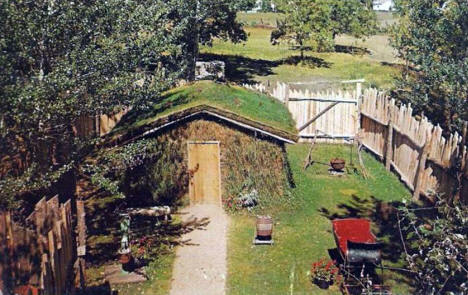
[391, 0, 468, 133]
[0, 0, 252, 209]
[0, 0, 188, 208]
[271, 0, 377, 58]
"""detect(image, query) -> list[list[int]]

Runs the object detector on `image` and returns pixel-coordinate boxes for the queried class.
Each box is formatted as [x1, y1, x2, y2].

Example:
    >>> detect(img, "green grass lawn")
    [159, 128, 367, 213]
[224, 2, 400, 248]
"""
[227, 144, 412, 295]
[85, 250, 175, 295]
[113, 80, 297, 135]
[201, 12, 401, 89]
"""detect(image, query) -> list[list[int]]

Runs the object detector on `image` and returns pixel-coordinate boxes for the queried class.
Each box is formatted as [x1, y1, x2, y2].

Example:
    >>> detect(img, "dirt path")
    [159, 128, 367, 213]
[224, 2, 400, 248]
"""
[170, 204, 229, 295]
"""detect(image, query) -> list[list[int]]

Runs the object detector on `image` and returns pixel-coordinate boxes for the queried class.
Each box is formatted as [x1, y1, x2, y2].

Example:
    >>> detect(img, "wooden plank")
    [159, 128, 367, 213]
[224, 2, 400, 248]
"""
[298, 102, 340, 132]
[288, 97, 357, 103]
[360, 111, 389, 127]
[362, 141, 384, 160]
[76, 200, 87, 257]
[385, 116, 394, 171]
[413, 139, 432, 200]
[300, 134, 355, 139]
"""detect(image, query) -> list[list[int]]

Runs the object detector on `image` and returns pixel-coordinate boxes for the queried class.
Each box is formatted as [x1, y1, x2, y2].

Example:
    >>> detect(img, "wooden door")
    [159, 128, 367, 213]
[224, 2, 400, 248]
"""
[188, 141, 221, 205]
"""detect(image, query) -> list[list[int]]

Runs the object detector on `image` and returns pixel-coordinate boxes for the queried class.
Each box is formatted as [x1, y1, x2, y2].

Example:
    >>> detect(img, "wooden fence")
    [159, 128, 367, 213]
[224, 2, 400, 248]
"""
[243, 82, 360, 143]
[242, 82, 467, 200]
[75, 108, 129, 138]
[0, 196, 77, 295]
[360, 88, 467, 200]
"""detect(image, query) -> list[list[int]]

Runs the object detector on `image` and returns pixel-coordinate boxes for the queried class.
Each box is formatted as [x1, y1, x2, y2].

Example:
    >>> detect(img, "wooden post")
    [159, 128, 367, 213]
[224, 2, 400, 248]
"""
[455, 121, 467, 202]
[284, 83, 290, 104]
[75, 200, 86, 292]
[385, 115, 394, 171]
[356, 82, 362, 100]
[413, 139, 431, 200]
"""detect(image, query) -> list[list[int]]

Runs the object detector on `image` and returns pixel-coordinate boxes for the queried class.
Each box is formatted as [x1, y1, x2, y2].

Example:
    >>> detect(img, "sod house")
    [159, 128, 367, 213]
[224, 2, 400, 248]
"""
[108, 81, 298, 208]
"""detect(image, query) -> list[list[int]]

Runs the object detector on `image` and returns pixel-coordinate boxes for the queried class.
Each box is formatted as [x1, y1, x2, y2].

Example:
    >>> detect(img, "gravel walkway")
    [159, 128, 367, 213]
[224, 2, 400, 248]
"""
[170, 204, 229, 295]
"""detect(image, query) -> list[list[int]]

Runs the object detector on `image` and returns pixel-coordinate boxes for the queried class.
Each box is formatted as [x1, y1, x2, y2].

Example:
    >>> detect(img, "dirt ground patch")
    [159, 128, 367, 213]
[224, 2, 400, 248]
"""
[170, 204, 229, 295]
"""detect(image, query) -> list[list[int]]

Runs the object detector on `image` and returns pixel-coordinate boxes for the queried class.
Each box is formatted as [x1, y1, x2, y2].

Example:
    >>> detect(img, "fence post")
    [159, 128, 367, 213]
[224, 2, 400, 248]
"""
[284, 83, 290, 104]
[413, 139, 431, 200]
[75, 200, 87, 292]
[356, 82, 362, 100]
[455, 121, 467, 202]
[385, 114, 394, 171]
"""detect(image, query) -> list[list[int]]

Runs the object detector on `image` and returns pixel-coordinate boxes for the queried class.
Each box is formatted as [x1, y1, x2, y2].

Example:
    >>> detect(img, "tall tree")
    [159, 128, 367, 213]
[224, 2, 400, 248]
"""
[180, 0, 255, 80]
[391, 0, 468, 132]
[0, 0, 254, 209]
[271, 0, 377, 58]
[271, 0, 333, 59]
[0, 0, 188, 208]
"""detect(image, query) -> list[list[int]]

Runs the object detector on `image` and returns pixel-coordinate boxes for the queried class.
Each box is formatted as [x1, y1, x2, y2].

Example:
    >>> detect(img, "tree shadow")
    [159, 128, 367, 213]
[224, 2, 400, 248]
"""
[335, 44, 371, 56]
[200, 53, 330, 84]
[85, 191, 210, 268]
[380, 61, 407, 72]
[280, 55, 331, 68]
[318, 195, 413, 288]
[200, 53, 279, 84]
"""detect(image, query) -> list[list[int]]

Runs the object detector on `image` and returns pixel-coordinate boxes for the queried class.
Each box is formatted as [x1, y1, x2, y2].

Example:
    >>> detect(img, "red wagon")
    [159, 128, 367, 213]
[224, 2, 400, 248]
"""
[332, 218, 391, 295]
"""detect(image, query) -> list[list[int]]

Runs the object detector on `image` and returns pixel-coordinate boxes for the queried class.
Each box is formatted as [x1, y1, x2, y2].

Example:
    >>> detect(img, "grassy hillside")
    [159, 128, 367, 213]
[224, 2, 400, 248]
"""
[114, 81, 297, 135]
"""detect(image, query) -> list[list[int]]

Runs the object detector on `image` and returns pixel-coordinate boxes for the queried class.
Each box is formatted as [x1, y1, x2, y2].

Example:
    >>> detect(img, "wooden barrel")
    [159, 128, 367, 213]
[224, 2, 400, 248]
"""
[256, 216, 273, 239]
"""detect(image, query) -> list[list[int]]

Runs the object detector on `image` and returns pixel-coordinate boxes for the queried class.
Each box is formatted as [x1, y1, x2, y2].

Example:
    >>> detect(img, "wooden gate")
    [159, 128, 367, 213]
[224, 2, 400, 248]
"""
[188, 141, 221, 205]
[245, 81, 362, 142]
[287, 89, 359, 142]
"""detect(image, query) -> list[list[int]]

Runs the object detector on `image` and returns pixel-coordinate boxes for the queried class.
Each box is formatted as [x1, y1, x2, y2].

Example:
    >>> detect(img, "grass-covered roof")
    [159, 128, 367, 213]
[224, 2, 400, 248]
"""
[109, 81, 297, 143]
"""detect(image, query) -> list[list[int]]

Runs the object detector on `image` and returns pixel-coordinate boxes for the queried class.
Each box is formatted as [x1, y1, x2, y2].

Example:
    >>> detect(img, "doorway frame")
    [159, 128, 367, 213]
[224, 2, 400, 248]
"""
[187, 141, 222, 206]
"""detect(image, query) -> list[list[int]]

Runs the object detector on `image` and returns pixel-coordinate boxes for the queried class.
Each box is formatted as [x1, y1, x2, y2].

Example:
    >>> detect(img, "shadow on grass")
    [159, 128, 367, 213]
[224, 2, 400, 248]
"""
[335, 44, 371, 56]
[319, 195, 404, 263]
[280, 55, 331, 68]
[200, 53, 279, 83]
[199, 53, 331, 83]
[380, 61, 407, 71]
[85, 192, 210, 267]
[318, 195, 413, 288]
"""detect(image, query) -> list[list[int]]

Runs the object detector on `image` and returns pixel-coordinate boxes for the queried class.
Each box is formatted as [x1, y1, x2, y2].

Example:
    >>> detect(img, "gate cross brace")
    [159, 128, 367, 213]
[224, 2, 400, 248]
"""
[298, 101, 340, 132]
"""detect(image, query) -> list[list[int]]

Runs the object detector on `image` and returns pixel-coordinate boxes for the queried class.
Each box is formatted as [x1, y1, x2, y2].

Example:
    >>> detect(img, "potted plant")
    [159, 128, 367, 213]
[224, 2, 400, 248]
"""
[310, 259, 340, 289]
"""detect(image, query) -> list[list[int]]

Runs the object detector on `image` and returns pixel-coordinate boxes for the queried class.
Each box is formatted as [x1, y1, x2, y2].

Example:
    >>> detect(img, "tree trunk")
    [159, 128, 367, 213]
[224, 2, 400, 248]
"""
[187, 24, 200, 82]
[299, 39, 304, 61]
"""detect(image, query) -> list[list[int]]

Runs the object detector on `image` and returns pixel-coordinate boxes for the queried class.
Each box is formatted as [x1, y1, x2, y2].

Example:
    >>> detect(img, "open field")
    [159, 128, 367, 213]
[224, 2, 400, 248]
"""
[202, 12, 401, 89]
[227, 144, 412, 294]
[237, 11, 397, 29]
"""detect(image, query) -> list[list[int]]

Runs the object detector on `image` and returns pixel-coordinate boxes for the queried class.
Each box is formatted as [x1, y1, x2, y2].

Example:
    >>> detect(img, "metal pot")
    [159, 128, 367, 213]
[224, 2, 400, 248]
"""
[314, 278, 331, 289]
[119, 252, 133, 265]
[330, 158, 346, 171]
